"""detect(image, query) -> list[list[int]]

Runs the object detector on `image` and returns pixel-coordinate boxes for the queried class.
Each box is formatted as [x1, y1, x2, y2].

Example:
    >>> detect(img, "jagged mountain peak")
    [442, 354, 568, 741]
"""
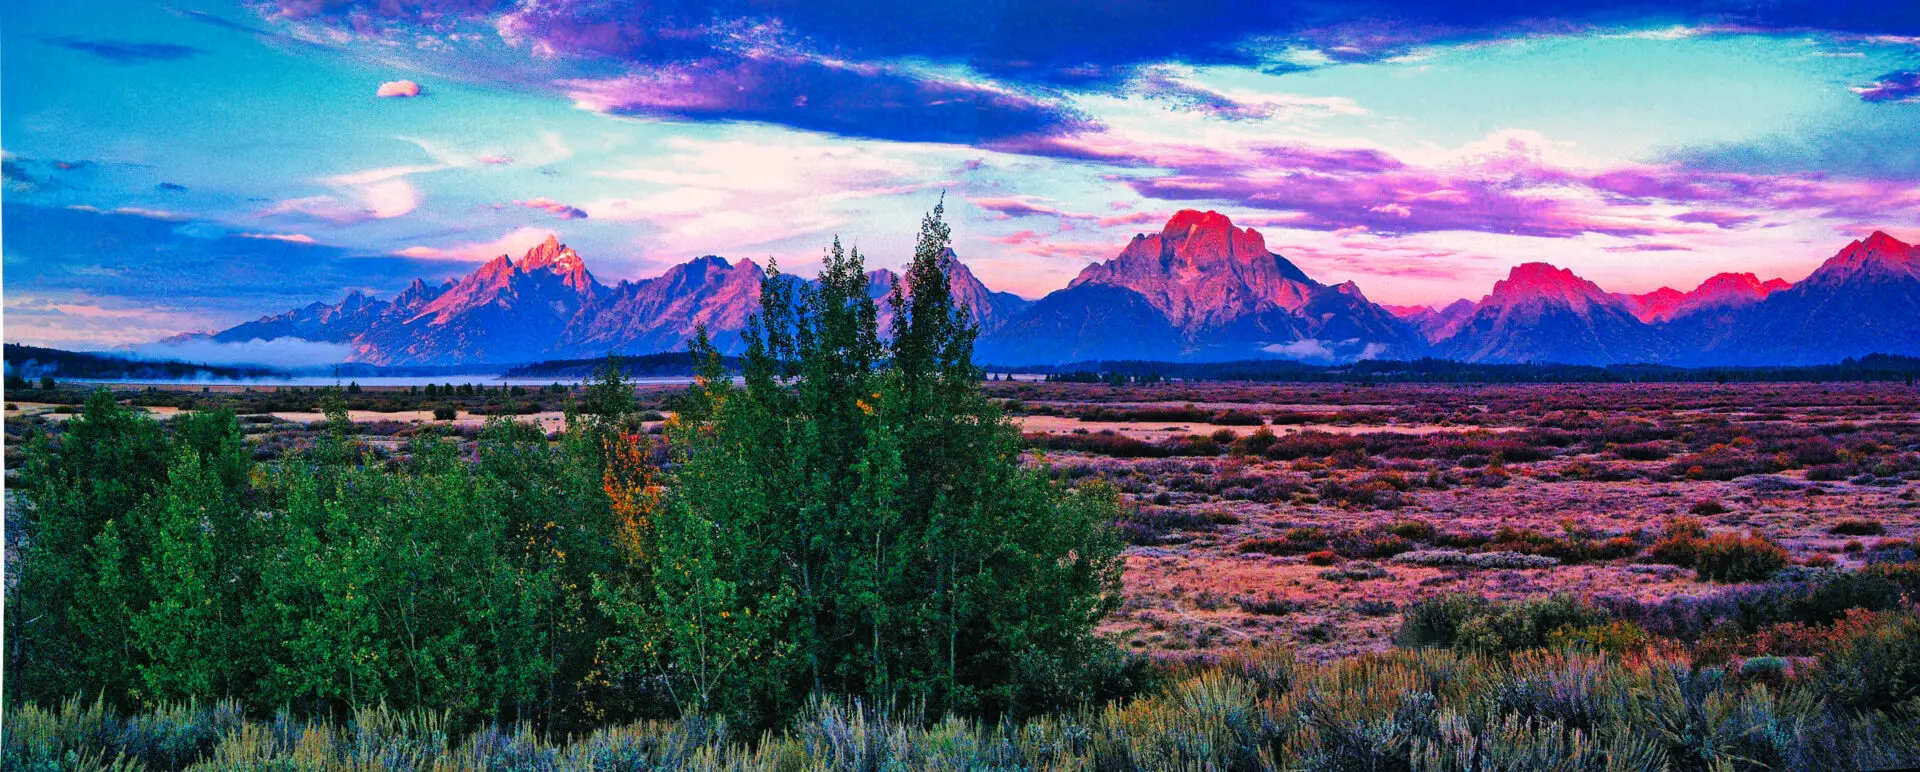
[1069, 210, 1321, 331]
[1485, 263, 1618, 311]
[1622, 272, 1789, 323]
[1811, 230, 1919, 284]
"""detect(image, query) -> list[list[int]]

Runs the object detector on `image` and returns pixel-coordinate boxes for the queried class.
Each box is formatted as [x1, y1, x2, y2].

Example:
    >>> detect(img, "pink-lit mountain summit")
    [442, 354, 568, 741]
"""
[191, 216, 1920, 368]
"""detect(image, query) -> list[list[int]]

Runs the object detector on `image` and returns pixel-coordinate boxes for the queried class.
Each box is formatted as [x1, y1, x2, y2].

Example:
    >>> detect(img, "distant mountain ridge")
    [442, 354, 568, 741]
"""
[181, 220, 1920, 368]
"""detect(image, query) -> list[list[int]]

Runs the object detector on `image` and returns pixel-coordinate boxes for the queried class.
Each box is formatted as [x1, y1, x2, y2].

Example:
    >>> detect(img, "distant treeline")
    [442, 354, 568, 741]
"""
[1022, 354, 1920, 384]
[504, 351, 744, 379]
[3, 343, 284, 382]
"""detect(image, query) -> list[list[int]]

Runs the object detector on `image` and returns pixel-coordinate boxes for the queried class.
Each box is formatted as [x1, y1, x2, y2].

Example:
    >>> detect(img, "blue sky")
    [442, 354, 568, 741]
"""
[5, 0, 1919, 348]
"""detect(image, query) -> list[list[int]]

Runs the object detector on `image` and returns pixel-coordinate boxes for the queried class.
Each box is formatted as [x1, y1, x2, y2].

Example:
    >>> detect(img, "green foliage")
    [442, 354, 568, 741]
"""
[16, 639, 1920, 771]
[603, 201, 1126, 723]
[1398, 594, 1611, 655]
[1693, 532, 1791, 583]
[5, 206, 1123, 735]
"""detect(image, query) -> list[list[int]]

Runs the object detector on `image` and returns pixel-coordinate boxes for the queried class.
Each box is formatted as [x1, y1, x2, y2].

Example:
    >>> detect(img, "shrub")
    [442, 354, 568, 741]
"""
[1693, 532, 1791, 583]
[1398, 594, 1606, 654]
[1319, 562, 1390, 582]
[1263, 431, 1365, 460]
[1688, 499, 1729, 516]
[1545, 620, 1655, 654]
[1816, 610, 1920, 715]
[1228, 427, 1278, 456]
[1610, 441, 1675, 460]
[1304, 550, 1340, 566]
[1649, 517, 1709, 567]
[1233, 594, 1301, 616]
[1209, 409, 1265, 426]
[432, 404, 457, 421]
[1391, 550, 1559, 569]
[1384, 519, 1437, 541]
[1238, 527, 1328, 556]
[1829, 518, 1885, 536]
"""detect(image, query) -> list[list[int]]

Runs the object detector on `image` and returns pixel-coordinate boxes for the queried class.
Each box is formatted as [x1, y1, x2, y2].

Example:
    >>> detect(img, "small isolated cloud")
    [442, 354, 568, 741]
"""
[47, 36, 198, 63]
[237, 232, 318, 244]
[515, 197, 588, 219]
[1852, 71, 1920, 104]
[377, 79, 424, 98]
[136, 337, 354, 368]
[157, 182, 188, 192]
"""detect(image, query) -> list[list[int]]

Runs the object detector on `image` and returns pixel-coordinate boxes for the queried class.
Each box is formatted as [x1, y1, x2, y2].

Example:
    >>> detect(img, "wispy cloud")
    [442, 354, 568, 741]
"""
[1853, 71, 1920, 103]
[45, 36, 198, 63]
[514, 197, 588, 219]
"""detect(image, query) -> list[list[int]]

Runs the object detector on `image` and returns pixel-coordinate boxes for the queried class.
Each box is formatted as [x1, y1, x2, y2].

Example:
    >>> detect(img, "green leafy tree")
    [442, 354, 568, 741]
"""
[8, 389, 171, 704]
[132, 451, 237, 701]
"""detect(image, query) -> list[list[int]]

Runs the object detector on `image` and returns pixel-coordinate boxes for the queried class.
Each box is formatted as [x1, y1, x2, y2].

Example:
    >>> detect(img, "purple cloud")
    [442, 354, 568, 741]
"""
[565, 55, 1091, 144]
[46, 36, 198, 63]
[999, 129, 1920, 240]
[1673, 210, 1760, 228]
[1853, 71, 1920, 104]
[968, 196, 1092, 220]
[515, 197, 588, 219]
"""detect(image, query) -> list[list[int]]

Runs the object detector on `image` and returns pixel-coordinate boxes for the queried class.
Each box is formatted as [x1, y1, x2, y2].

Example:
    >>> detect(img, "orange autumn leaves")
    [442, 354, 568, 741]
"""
[604, 432, 664, 568]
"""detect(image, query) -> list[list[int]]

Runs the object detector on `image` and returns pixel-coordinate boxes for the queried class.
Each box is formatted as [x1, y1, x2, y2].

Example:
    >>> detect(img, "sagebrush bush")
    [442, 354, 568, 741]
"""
[1829, 518, 1885, 537]
[1693, 531, 1791, 582]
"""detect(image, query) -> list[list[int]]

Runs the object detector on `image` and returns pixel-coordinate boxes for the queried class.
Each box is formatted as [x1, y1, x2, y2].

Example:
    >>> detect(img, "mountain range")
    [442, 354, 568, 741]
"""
[178, 213, 1920, 368]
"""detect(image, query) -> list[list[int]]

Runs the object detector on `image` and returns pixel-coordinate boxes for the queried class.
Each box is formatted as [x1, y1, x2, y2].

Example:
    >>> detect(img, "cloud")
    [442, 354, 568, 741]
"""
[967, 195, 1093, 220]
[1262, 338, 1336, 360]
[1673, 210, 1761, 228]
[996, 128, 1920, 240]
[1853, 71, 1920, 103]
[1096, 210, 1164, 227]
[46, 36, 199, 63]
[3, 202, 463, 341]
[67, 205, 190, 221]
[259, 0, 1920, 94]
[1603, 242, 1695, 253]
[238, 232, 319, 244]
[266, 166, 428, 222]
[397, 226, 554, 261]
[377, 79, 425, 97]
[515, 197, 588, 219]
[133, 337, 355, 368]
[578, 136, 943, 258]
[1133, 66, 1366, 121]
[157, 182, 188, 192]
[563, 54, 1091, 144]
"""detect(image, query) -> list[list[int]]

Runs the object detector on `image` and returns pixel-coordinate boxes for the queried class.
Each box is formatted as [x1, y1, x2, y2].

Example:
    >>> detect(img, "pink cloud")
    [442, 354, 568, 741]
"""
[376, 79, 423, 98]
[515, 197, 588, 219]
[398, 226, 554, 262]
[1095, 210, 1163, 227]
[238, 232, 318, 244]
[995, 130, 1920, 241]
